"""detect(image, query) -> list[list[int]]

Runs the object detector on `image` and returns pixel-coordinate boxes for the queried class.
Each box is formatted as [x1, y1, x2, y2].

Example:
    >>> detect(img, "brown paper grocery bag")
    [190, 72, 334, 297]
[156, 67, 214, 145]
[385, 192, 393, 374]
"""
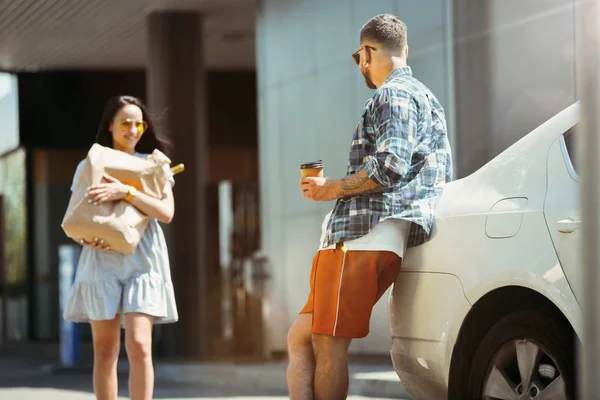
[61, 144, 171, 255]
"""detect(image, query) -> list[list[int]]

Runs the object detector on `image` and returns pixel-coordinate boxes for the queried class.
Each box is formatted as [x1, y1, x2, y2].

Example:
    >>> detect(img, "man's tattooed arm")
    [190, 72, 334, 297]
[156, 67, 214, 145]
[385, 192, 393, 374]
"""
[332, 169, 384, 198]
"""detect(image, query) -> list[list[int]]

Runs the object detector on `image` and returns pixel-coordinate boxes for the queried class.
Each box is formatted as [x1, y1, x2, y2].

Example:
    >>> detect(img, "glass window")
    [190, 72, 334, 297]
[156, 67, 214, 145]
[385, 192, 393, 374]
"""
[564, 126, 578, 175]
[0, 148, 28, 341]
[0, 73, 20, 156]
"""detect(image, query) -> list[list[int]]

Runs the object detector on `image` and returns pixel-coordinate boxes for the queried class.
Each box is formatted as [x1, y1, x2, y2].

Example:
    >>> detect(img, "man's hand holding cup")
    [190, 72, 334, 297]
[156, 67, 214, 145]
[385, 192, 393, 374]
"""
[300, 160, 339, 202]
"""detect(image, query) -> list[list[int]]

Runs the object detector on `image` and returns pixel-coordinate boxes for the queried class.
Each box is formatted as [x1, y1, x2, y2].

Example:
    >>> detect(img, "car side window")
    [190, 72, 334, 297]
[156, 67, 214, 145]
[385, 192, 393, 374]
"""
[563, 126, 577, 174]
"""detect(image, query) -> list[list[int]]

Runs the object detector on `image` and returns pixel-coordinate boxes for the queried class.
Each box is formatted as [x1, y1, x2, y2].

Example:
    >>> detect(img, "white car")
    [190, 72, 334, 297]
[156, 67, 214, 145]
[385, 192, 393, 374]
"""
[390, 103, 580, 400]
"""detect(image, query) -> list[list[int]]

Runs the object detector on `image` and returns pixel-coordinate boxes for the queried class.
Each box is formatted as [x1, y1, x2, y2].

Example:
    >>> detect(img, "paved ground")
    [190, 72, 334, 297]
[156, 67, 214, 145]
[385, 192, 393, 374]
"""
[1, 387, 399, 400]
[0, 356, 410, 400]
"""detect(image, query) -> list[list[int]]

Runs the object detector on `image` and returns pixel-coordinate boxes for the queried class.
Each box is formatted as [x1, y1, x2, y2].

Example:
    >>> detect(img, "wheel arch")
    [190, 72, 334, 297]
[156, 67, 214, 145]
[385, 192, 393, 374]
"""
[448, 285, 577, 398]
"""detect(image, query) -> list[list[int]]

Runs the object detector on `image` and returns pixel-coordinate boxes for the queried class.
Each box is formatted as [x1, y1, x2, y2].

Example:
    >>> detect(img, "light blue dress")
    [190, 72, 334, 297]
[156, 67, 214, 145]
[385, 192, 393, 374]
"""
[63, 153, 178, 325]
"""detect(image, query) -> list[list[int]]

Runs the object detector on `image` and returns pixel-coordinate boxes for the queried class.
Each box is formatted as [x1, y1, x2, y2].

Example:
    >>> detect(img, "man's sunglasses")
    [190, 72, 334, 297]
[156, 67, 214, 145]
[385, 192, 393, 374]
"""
[118, 118, 148, 135]
[352, 45, 376, 65]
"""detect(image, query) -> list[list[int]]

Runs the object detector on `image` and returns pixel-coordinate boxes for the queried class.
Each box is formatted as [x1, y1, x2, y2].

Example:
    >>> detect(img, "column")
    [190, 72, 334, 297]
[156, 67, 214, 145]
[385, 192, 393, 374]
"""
[578, 0, 600, 395]
[452, 0, 492, 178]
[146, 12, 210, 359]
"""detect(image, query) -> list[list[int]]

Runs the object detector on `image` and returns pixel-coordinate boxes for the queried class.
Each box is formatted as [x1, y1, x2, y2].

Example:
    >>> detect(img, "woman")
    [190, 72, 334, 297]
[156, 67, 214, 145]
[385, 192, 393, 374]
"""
[63, 95, 178, 400]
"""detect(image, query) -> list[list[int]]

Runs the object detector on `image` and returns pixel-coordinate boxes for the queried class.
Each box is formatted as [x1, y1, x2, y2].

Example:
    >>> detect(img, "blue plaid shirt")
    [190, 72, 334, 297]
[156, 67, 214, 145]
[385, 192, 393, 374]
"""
[321, 67, 453, 248]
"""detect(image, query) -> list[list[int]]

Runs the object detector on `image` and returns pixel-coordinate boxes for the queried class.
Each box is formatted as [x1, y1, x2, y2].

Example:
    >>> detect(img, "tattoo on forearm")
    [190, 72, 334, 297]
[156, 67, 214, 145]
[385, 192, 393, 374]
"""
[341, 174, 370, 190]
[338, 170, 385, 198]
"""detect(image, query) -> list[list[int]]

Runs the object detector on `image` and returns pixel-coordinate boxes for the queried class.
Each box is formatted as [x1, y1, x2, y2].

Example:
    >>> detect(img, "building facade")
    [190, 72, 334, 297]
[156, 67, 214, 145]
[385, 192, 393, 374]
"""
[256, 0, 577, 354]
[0, 0, 578, 357]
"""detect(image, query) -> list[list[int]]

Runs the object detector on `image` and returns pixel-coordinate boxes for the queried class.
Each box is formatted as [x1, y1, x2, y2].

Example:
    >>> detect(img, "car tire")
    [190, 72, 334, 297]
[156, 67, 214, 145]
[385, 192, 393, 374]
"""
[465, 309, 575, 399]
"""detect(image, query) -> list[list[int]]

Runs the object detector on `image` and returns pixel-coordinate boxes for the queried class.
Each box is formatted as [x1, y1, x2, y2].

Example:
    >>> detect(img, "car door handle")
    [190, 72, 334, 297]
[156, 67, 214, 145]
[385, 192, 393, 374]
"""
[557, 219, 581, 233]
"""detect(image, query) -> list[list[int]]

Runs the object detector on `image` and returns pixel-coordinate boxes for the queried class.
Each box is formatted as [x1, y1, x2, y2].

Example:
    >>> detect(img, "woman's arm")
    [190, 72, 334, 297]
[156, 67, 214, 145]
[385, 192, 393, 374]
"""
[126, 182, 174, 224]
[87, 173, 175, 224]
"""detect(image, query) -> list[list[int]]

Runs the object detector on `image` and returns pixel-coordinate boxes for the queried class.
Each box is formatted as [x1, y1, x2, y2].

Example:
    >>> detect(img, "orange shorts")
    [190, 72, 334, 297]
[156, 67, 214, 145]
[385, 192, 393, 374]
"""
[300, 244, 402, 338]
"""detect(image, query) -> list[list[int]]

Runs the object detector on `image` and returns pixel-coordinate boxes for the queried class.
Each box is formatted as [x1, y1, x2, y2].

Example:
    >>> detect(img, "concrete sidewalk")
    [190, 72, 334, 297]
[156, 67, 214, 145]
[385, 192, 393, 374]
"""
[0, 342, 412, 399]
[0, 356, 410, 400]
[47, 359, 412, 399]
[124, 359, 411, 399]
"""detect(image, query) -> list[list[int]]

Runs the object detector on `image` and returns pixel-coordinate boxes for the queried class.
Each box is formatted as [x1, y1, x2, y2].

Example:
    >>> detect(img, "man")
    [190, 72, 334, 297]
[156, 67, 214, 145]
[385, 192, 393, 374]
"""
[287, 14, 453, 400]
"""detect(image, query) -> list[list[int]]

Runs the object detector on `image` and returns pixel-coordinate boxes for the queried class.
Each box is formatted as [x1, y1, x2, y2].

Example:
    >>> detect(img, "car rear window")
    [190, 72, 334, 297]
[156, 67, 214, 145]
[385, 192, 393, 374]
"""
[564, 126, 577, 174]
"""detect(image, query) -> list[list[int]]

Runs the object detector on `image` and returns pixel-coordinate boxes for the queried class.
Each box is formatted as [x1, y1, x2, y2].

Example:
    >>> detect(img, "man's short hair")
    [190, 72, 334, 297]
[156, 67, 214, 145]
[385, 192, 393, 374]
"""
[360, 14, 407, 52]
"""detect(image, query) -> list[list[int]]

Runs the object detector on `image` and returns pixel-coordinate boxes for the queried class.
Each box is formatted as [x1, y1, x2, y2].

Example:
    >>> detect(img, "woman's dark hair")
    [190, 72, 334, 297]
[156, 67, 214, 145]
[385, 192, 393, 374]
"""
[96, 95, 170, 155]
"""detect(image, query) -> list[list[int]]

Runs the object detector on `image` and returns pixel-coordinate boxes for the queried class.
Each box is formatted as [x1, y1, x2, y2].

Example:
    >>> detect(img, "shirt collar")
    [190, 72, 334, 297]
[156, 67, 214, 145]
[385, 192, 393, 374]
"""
[384, 66, 412, 84]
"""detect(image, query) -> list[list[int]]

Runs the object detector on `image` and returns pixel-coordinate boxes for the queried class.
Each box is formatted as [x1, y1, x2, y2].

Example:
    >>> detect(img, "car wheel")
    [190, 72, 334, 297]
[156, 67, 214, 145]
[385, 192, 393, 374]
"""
[466, 309, 575, 400]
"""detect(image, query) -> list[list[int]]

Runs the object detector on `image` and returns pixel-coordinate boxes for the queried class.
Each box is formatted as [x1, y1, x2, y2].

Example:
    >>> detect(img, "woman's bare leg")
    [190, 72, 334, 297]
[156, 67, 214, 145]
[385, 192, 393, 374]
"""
[91, 315, 121, 400]
[125, 313, 154, 400]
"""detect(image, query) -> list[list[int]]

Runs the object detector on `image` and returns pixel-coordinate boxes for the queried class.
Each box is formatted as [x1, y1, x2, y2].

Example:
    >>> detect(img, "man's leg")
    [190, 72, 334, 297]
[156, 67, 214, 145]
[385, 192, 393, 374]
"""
[312, 333, 352, 400]
[287, 313, 315, 400]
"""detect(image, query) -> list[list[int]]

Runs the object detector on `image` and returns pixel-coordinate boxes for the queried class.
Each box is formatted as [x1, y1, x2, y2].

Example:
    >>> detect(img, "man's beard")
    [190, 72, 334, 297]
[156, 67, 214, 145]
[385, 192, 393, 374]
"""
[362, 69, 376, 89]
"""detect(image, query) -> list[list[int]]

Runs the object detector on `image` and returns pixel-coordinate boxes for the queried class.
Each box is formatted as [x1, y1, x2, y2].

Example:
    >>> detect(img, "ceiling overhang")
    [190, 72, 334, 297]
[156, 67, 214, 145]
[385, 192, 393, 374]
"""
[0, 0, 257, 71]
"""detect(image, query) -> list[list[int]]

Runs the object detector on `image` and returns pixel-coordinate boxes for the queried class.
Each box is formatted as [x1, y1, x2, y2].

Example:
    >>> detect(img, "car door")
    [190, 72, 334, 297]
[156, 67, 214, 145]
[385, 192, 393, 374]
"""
[543, 127, 582, 302]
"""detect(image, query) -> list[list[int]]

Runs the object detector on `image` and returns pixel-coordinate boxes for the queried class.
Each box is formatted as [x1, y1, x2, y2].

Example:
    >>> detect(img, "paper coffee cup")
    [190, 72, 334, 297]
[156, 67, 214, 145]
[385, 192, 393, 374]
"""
[300, 160, 324, 178]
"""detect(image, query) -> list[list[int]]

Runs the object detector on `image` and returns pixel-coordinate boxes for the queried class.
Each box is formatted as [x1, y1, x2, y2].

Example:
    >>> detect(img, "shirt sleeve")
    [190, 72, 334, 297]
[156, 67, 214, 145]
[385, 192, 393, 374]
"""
[363, 88, 419, 188]
[162, 163, 175, 188]
[70, 160, 86, 192]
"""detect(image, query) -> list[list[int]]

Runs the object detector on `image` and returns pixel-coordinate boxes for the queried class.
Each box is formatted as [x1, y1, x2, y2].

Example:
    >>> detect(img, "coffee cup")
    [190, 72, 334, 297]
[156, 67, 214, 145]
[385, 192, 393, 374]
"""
[300, 160, 324, 178]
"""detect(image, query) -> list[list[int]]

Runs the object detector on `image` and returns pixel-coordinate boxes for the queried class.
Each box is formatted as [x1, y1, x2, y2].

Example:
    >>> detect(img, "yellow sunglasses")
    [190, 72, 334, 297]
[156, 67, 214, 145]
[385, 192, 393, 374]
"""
[118, 118, 148, 135]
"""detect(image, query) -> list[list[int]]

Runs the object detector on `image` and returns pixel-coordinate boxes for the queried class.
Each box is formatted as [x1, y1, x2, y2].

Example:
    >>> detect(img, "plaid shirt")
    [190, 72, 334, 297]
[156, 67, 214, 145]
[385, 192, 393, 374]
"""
[321, 66, 453, 249]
